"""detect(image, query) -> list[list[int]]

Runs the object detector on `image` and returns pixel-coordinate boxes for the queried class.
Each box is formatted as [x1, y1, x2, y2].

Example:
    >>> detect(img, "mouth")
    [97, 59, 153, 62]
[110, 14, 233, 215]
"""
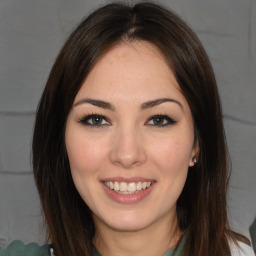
[103, 181, 154, 194]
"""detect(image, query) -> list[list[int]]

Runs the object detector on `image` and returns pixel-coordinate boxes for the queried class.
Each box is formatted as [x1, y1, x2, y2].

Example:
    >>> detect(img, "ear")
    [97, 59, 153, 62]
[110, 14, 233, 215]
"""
[189, 140, 199, 167]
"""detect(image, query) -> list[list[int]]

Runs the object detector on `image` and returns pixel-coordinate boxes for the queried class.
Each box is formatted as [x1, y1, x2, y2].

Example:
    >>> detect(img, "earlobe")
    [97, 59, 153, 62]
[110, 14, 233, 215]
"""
[189, 141, 199, 167]
[189, 157, 195, 167]
[189, 155, 198, 167]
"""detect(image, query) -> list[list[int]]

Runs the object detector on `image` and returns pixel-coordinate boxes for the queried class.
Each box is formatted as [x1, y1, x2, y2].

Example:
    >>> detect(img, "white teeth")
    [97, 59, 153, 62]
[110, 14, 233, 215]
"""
[114, 181, 119, 191]
[127, 182, 136, 192]
[136, 182, 142, 191]
[119, 182, 127, 192]
[104, 181, 153, 194]
[109, 181, 114, 189]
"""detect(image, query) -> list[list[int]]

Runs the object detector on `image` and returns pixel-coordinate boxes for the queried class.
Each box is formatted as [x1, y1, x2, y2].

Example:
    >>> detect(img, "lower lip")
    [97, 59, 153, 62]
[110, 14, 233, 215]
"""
[101, 182, 155, 204]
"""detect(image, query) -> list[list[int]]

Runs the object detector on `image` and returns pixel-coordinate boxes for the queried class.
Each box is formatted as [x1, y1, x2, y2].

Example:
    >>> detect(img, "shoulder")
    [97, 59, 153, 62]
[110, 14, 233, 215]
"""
[230, 240, 255, 256]
[0, 240, 55, 256]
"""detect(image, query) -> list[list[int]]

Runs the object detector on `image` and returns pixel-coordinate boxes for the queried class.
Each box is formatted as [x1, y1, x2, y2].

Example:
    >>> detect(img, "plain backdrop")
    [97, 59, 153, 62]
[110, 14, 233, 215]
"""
[0, 0, 255, 247]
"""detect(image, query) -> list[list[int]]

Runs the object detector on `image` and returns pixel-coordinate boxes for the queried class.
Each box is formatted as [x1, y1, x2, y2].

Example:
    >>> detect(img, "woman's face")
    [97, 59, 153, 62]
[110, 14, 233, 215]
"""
[65, 41, 198, 232]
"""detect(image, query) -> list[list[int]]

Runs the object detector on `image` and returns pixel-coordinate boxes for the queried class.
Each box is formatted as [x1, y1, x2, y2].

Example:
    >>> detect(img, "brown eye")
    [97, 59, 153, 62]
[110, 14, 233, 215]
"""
[79, 115, 110, 127]
[147, 115, 177, 127]
[90, 116, 104, 125]
[152, 117, 166, 125]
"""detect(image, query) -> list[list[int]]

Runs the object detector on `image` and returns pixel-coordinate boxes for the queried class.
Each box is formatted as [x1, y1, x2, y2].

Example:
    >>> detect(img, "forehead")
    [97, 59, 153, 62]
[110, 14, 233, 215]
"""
[75, 40, 185, 106]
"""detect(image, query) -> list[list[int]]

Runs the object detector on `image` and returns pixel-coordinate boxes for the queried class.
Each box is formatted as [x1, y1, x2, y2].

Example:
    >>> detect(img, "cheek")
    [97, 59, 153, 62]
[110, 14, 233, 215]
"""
[151, 135, 193, 177]
[65, 130, 108, 205]
[65, 131, 106, 176]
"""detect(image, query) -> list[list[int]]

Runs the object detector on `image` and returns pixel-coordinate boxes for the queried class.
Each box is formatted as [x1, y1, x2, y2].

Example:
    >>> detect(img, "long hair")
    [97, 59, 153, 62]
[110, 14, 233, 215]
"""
[32, 2, 249, 255]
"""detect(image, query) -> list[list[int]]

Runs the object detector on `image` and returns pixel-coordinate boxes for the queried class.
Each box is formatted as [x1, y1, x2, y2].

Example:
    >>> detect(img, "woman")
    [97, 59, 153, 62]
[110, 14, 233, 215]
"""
[1, 2, 254, 256]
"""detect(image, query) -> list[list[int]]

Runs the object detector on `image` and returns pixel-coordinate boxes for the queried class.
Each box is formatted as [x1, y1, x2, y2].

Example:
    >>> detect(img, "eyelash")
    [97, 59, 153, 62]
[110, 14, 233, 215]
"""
[146, 115, 177, 127]
[78, 114, 111, 128]
[78, 114, 177, 128]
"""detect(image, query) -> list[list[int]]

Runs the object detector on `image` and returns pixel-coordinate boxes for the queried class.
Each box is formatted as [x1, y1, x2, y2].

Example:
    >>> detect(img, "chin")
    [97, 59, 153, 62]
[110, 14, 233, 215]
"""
[107, 219, 150, 232]
[99, 210, 156, 232]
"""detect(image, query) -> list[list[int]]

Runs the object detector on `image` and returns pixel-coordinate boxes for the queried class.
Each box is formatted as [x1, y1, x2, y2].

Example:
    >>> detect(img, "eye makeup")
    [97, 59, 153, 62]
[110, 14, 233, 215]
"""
[146, 114, 177, 127]
[77, 112, 177, 129]
[78, 114, 111, 128]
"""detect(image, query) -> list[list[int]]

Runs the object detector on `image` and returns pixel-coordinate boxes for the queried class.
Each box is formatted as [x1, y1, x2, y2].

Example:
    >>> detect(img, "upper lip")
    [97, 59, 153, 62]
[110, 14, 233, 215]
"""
[101, 177, 156, 183]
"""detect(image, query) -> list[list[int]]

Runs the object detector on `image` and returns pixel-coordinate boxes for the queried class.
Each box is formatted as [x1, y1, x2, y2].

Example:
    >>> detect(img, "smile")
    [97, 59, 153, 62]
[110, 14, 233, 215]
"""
[103, 181, 153, 194]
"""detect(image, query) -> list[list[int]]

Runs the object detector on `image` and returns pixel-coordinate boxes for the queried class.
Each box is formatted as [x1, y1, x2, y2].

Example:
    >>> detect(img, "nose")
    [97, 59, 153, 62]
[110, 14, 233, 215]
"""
[109, 127, 147, 169]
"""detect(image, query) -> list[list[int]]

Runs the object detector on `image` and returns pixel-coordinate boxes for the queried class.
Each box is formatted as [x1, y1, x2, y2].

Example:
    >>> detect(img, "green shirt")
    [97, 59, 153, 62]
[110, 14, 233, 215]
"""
[0, 240, 52, 256]
[0, 238, 184, 256]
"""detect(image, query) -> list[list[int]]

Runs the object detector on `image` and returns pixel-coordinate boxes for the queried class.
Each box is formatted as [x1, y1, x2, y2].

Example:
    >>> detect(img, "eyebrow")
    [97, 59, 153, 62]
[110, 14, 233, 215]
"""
[140, 98, 183, 111]
[74, 98, 116, 110]
[74, 97, 183, 111]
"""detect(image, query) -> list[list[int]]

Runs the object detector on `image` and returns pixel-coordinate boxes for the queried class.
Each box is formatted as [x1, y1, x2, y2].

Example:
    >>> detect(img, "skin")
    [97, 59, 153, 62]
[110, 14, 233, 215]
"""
[65, 41, 198, 256]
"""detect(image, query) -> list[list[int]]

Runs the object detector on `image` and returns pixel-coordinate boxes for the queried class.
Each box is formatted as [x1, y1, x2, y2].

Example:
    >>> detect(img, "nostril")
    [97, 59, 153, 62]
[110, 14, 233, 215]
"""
[108, 131, 147, 168]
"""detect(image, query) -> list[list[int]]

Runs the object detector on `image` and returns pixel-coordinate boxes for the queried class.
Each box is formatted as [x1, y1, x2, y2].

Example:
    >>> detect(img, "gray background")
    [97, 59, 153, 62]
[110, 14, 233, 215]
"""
[0, 0, 255, 247]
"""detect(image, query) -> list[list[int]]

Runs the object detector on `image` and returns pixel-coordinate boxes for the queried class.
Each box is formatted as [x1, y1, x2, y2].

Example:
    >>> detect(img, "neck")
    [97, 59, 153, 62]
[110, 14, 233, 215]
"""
[93, 212, 182, 256]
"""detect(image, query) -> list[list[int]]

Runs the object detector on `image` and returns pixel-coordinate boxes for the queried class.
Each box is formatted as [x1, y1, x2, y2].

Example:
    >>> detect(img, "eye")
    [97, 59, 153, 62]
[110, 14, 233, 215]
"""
[78, 114, 110, 127]
[146, 115, 177, 127]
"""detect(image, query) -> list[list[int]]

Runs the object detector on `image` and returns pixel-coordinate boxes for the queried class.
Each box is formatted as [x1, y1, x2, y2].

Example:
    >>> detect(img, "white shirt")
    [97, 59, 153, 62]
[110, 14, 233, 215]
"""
[230, 241, 255, 256]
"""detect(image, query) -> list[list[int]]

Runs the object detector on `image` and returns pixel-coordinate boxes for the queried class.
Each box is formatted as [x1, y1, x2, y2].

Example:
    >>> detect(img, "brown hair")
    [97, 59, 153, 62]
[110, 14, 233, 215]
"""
[32, 2, 249, 255]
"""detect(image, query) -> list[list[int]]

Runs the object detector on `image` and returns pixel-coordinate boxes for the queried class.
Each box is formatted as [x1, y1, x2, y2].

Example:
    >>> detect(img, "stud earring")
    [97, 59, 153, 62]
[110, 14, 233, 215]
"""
[192, 156, 197, 164]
